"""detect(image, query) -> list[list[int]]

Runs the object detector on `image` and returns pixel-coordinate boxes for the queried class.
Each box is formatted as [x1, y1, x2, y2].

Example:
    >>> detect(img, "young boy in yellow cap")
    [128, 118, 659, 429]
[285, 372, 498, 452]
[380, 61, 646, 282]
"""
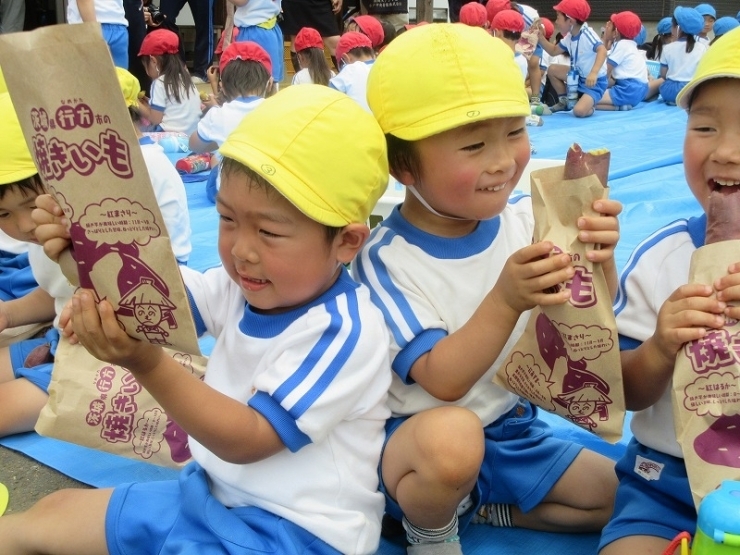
[0, 92, 71, 438]
[354, 23, 621, 554]
[599, 26, 740, 555]
[2, 85, 393, 555]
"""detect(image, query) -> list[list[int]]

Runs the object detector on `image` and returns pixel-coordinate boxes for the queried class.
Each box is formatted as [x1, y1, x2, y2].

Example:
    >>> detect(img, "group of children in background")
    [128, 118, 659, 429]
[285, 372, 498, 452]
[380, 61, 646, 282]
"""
[0, 3, 739, 555]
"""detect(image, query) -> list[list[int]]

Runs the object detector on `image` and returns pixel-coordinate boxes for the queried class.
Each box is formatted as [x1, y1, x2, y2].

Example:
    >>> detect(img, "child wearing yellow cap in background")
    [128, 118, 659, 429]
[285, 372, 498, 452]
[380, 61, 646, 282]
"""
[116, 67, 192, 265]
[599, 26, 740, 555]
[0, 93, 73, 438]
[4, 85, 393, 555]
[354, 23, 621, 554]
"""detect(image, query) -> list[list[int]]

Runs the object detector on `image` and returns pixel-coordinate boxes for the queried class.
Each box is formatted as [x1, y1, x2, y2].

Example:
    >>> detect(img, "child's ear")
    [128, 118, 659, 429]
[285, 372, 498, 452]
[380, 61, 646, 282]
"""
[335, 223, 370, 264]
[391, 166, 416, 188]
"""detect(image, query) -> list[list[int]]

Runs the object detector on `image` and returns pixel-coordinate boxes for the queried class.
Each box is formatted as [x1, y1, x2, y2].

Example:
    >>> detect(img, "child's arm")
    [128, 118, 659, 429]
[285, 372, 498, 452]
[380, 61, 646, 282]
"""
[226, 0, 247, 6]
[189, 130, 218, 153]
[537, 26, 566, 57]
[409, 241, 574, 401]
[621, 283, 725, 410]
[586, 44, 607, 88]
[0, 287, 56, 331]
[75, 0, 97, 22]
[137, 98, 164, 126]
[71, 290, 285, 463]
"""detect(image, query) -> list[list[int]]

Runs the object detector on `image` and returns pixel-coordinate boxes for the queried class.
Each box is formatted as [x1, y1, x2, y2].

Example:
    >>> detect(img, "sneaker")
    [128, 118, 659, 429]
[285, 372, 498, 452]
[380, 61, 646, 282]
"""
[191, 74, 207, 85]
[525, 114, 543, 127]
[530, 102, 552, 116]
[407, 536, 463, 554]
[617, 104, 633, 111]
[549, 99, 568, 113]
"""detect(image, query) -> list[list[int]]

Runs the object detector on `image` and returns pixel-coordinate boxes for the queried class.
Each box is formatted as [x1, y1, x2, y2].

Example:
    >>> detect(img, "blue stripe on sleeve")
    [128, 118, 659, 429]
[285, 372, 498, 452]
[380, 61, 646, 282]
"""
[249, 390, 311, 452]
[619, 333, 641, 351]
[185, 285, 207, 337]
[393, 328, 448, 383]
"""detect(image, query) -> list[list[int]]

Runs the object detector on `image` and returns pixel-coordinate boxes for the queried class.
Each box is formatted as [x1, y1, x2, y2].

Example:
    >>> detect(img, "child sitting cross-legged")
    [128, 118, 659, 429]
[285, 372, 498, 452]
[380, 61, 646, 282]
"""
[3, 84, 393, 555]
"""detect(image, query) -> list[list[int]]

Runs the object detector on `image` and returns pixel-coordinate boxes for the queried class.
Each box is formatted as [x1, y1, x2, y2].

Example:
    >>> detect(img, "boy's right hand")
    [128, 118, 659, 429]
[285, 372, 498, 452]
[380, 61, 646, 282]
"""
[490, 241, 575, 316]
[653, 283, 726, 366]
[32, 194, 71, 263]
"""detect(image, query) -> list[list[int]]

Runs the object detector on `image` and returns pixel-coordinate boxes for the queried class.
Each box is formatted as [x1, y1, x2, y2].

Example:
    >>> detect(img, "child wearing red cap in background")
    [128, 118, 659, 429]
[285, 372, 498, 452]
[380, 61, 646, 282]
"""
[136, 29, 202, 135]
[188, 41, 275, 203]
[537, 0, 607, 117]
[329, 31, 375, 113]
[228, 0, 284, 84]
[538, 16, 569, 105]
[345, 14, 385, 53]
[595, 11, 650, 111]
[459, 3, 489, 29]
[292, 27, 335, 86]
[491, 10, 529, 83]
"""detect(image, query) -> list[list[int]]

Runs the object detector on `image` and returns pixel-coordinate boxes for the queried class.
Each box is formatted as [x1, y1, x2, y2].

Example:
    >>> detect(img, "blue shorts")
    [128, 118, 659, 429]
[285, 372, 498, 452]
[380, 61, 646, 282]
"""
[610, 78, 649, 108]
[10, 327, 58, 392]
[380, 399, 582, 531]
[578, 75, 608, 103]
[532, 44, 543, 59]
[598, 439, 696, 551]
[107, 462, 341, 555]
[102, 23, 129, 69]
[235, 24, 285, 82]
[659, 79, 687, 105]
[0, 251, 37, 302]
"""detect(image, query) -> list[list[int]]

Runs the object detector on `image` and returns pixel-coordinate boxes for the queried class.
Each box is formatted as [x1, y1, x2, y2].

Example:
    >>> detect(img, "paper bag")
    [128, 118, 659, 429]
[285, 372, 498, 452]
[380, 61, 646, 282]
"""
[36, 336, 206, 468]
[672, 242, 740, 507]
[493, 165, 625, 443]
[0, 23, 200, 355]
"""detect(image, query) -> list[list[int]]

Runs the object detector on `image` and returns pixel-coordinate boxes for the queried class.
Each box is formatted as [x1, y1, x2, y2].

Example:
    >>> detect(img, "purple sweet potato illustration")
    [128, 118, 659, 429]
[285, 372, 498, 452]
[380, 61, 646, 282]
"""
[694, 414, 740, 468]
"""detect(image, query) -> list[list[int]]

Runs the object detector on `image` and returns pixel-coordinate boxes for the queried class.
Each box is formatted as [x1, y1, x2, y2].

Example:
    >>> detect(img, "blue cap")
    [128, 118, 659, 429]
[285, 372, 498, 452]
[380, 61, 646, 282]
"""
[657, 17, 673, 35]
[694, 3, 716, 18]
[635, 24, 647, 45]
[674, 6, 705, 36]
[713, 16, 739, 37]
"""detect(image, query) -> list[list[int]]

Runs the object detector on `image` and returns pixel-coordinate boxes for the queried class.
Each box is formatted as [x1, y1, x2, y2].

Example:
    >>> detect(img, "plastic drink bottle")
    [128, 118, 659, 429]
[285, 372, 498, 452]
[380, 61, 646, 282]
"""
[692, 481, 740, 554]
[176, 153, 212, 174]
[566, 69, 579, 110]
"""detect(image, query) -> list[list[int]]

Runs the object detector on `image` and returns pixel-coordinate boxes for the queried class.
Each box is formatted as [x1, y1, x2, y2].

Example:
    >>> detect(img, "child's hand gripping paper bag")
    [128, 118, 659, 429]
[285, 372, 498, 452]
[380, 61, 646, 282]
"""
[672, 188, 740, 508]
[35, 335, 206, 468]
[0, 23, 200, 356]
[493, 145, 625, 443]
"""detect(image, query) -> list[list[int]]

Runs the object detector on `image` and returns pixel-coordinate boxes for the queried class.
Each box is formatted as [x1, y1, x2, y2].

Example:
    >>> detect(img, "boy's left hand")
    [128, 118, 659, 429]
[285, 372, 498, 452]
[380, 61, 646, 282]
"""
[716, 262, 740, 321]
[577, 198, 622, 264]
[71, 289, 163, 374]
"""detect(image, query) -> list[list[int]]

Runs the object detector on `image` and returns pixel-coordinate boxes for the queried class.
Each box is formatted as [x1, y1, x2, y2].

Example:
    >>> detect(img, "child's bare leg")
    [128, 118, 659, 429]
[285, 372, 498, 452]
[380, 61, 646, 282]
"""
[573, 94, 596, 118]
[513, 449, 617, 532]
[595, 90, 618, 111]
[0, 488, 112, 555]
[547, 64, 568, 96]
[382, 406, 484, 530]
[0, 349, 48, 437]
[600, 534, 674, 555]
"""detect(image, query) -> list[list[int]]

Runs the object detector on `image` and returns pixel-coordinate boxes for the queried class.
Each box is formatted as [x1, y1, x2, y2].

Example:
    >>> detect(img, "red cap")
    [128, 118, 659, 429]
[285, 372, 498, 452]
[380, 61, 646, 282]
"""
[610, 11, 642, 40]
[491, 9, 525, 32]
[459, 3, 488, 27]
[485, 0, 511, 24]
[138, 29, 180, 56]
[335, 31, 373, 64]
[294, 27, 324, 52]
[553, 0, 590, 22]
[214, 27, 239, 56]
[403, 21, 429, 31]
[351, 15, 384, 48]
[540, 16, 555, 39]
[219, 41, 272, 75]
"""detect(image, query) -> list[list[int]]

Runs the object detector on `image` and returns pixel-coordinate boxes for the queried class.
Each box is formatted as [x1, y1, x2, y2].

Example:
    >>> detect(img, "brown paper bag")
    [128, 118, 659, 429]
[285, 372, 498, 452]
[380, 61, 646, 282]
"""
[493, 165, 625, 443]
[36, 336, 206, 468]
[672, 242, 740, 507]
[0, 23, 200, 355]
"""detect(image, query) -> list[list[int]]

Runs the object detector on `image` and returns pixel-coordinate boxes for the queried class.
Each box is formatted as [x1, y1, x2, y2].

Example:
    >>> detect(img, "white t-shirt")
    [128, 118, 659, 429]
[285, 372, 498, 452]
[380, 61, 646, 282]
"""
[329, 60, 374, 113]
[608, 39, 648, 82]
[558, 23, 606, 78]
[233, 0, 281, 27]
[28, 244, 75, 330]
[66, 0, 127, 24]
[291, 67, 336, 86]
[139, 138, 192, 263]
[149, 76, 202, 135]
[352, 197, 534, 425]
[196, 96, 264, 147]
[514, 52, 528, 81]
[181, 266, 391, 554]
[659, 38, 708, 81]
[614, 214, 705, 458]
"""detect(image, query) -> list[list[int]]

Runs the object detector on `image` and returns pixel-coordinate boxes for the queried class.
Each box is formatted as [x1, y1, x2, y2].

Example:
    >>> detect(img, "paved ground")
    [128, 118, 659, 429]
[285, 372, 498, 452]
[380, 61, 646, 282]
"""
[0, 444, 90, 514]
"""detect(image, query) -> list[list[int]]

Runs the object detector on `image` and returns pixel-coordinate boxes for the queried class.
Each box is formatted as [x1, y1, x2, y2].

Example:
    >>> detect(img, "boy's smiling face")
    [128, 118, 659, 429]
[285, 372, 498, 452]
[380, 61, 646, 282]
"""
[683, 78, 740, 214]
[0, 185, 40, 244]
[216, 171, 345, 314]
[397, 117, 530, 235]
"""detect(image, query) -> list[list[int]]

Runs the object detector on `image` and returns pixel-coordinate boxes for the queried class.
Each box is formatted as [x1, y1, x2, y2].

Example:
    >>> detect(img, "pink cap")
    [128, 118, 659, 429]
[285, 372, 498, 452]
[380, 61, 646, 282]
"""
[219, 41, 272, 75]
[459, 2, 488, 27]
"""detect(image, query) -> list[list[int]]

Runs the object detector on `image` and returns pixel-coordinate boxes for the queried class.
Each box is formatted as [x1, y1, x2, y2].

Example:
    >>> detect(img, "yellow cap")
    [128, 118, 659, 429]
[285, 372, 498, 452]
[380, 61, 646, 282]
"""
[367, 23, 529, 141]
[115, 67, 141, 108]
[677, 26, 740, 110]
[0, 93, 38, 186]
[219, 85, 389, 227]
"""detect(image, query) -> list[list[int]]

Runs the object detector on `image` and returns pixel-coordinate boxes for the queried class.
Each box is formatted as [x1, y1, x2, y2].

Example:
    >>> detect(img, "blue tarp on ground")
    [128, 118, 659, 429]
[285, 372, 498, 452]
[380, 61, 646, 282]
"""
[0, 98, 700, 554]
